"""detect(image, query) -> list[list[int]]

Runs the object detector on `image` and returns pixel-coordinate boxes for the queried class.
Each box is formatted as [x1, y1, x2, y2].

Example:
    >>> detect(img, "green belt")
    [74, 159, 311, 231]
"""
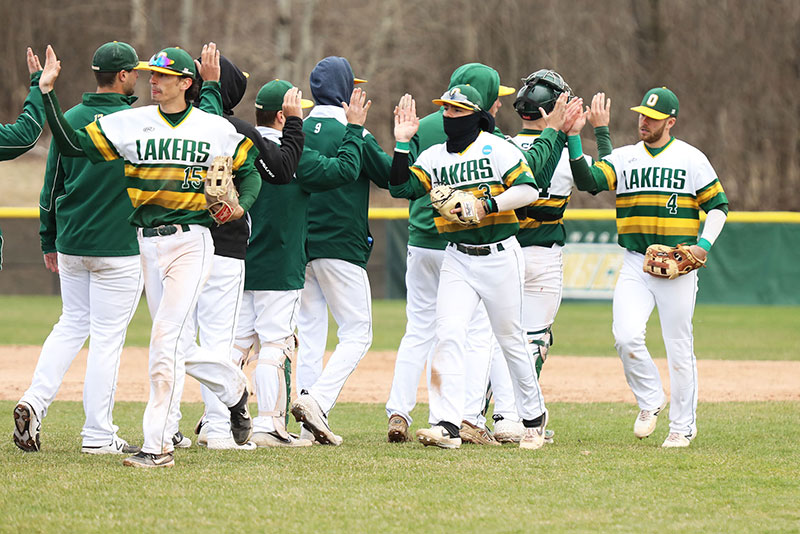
[141, 224, 191, 238]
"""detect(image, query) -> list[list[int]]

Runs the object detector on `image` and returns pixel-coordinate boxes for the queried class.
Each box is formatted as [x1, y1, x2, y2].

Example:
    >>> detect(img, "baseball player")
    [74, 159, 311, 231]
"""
[222, 81, 371, 448]
[290, 56, 391, 446]
[14, 42, 144, 456]
[568, 87, 728, 447]
[38, 44, 259, 467]
[469, 72, 615, 444]
[385, 63, 517, 445]
[0, 47, 45, 273]
[171, 56, 299, 451]
[391, 87, 566, 450]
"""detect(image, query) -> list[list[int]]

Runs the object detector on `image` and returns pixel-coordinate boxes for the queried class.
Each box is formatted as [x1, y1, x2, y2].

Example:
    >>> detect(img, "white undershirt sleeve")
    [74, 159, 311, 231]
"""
[699, 208, 727, 245]
[494, 184, 539, 212]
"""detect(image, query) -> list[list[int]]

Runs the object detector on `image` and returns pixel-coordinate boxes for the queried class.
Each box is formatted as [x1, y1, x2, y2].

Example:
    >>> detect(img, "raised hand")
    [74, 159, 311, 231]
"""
[38, 45, 61, 93]
[27, 47, 42, 74]
[393, 93, 418, 142]
[541, 92, 569, 131]
[343, 87, 372, 126]
[587, 92, 611, 128]
[195, 42, 220, 82]
[282, 87, 304, 119]
[562, 97, 585, 134]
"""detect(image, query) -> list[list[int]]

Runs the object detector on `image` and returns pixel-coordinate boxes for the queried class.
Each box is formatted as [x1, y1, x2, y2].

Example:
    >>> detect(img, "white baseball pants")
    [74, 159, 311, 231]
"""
[20, 253, 142, 446]
[384, 246, 494, 426]
[138, 226, 247, 454]
[613, 249, 699, 436]
[430, 237, 546, 427]
[296, 258, 372, 415]
[169, 254, 245, 440]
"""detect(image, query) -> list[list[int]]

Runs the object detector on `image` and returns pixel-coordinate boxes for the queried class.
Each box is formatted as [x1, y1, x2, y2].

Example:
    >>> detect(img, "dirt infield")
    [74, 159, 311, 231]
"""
[2, 346, 798, 404]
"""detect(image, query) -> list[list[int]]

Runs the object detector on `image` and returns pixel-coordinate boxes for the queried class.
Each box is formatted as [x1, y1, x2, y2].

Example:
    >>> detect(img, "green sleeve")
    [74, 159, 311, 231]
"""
[234, 146, 261, 212]
[362, 134, 391, 189]
[0, 71, 45, 161]
[521, 128, 560, 181]
[41, 90, 104, 161]
[298, 124, 365, 193]
[530, 131, 567, 191]
[198, 81, 223, 115]
[570, 154, 613, 193]
[38, 140, 64, 253]
[594, 126, 613, 158]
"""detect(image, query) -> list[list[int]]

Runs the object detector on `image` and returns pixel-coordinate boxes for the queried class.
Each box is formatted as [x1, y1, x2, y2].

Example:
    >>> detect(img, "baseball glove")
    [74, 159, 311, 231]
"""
[643, 243, 706, 280]
[429, 185, 481, 226]
[204, 155, 240, 224]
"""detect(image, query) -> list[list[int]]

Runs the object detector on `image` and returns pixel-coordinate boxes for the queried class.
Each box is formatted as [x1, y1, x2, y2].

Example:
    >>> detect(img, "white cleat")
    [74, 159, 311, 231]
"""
[81, 436, 140, 455]
[251, 431, 313, 448]
[662, 431, 695, 448]
[519, 411, 549, 450]
[634, 399, 667, 439]
[206, 437, 257, 450]
[290, 394, 343, 446]
[416, 425, 461, 449]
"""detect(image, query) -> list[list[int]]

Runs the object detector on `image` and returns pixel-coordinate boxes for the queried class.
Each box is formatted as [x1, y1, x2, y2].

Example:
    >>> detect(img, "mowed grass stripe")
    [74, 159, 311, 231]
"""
[1, 401, 798, 533]
[1, 296, 798, 360]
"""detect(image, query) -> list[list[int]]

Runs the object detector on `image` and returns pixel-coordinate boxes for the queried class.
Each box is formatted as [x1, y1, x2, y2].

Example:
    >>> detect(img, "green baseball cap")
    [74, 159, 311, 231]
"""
[135, 47, 197, 78]
[432, 84, 483, 112]
[91, 41, 139, 72]
[255, 80, 314, 111]
[630, 87, 679, 120]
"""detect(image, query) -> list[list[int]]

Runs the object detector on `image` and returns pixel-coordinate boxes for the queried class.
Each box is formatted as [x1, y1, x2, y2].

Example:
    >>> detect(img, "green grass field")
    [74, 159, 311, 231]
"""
[2, 401, 798, 533]
[2, 297, 799, 532]
[1, 296, 798, 360]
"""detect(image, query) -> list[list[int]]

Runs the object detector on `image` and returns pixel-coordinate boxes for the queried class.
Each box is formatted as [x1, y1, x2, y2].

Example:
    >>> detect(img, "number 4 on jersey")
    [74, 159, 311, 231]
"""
[666, 193, 678, 214]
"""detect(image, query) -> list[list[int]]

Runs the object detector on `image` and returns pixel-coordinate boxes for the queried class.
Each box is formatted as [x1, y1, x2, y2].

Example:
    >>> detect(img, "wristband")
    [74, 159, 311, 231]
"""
[395, 141, 410, 153]
[482, 197, 498, 214]
[697, 238, 712, 251]
[567, 135, 583, 160]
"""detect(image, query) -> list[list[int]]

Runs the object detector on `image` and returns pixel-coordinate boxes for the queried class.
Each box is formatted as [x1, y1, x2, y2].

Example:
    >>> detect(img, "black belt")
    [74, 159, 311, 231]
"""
[452, 242, 505, 256]
[141, 224, 191, 238]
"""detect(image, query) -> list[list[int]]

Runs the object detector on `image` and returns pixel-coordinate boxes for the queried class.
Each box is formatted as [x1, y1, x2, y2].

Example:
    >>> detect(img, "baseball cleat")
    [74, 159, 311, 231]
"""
[661, 432, 692, 448]
[493, 416, 525, 443]
[81, 436, 140, 455]
[122, 451, 175, 468]
[13, 401, 41, 452]
[251, 431, 313, 448]
[171, 431, 192, 449]
[387, 414, 411, 443]
[520, 410, 549, 450]
[228, 389, 253, 446]
[290, 394, 343, 446]
[459, 420, 501, 446]
[634, 399, 667, 439]
[196, 421, 209, 447]
[206, 437, 257, 450]
[416, 426, 461, 449]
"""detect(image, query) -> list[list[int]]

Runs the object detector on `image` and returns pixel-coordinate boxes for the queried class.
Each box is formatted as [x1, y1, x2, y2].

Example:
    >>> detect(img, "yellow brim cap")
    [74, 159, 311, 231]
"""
[630, 105, 671, 120]
[498, 84, 516, 97]
[431, 98, 477, 111]
[300, 98, 315, 109]
[354, 77, 368, 84]
[134, 62, 182, 76]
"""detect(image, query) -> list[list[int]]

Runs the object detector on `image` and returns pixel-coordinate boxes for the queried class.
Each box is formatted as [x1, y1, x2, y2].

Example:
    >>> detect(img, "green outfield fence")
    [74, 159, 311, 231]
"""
[2, 208, 799, 305]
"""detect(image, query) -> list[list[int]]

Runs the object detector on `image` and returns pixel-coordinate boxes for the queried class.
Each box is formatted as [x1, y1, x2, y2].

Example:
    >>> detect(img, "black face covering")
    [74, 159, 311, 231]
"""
[443, 110, 496, 153]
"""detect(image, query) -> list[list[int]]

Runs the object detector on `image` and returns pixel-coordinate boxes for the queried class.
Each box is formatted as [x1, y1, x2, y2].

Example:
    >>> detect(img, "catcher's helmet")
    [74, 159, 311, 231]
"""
[513, 69, 572, 120]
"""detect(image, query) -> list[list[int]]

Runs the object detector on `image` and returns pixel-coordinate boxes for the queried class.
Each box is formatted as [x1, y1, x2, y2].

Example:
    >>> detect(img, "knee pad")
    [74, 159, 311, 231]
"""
[255, 335, 296, 438]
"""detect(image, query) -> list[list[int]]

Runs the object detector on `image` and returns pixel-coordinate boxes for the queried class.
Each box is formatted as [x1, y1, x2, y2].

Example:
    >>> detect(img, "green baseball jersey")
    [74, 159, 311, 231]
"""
[0, 71, 45, 271]
[303, 106, 391, 268]
[576, 137, 728, 253]
[245, 124, 365, 291]
[43, 90, 260, 228]
[39, 92, 139, 256]
[392, 131, 535, 245]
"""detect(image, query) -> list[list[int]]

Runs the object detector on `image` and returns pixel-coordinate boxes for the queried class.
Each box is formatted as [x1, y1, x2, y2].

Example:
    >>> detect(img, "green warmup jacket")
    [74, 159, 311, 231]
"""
[303, 107, 391, 269]
[39, 92, 139, 257]
[245, 123, 366, 291]
[0, 71, 45, 270]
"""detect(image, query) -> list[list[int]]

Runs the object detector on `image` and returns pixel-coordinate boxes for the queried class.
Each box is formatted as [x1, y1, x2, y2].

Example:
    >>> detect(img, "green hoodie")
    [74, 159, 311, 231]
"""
[406, 63, 562, 249]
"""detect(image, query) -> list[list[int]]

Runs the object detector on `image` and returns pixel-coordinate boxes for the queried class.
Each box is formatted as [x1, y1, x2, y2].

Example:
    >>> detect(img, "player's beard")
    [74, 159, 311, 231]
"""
[640, 121, 667, 144]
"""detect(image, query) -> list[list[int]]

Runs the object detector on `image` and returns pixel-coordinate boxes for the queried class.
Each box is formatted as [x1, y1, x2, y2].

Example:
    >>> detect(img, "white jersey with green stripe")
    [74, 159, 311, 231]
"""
[511, 132, 589, 247]
[410, 131, 535, 245]
[88, 105, 253, 228]
[594, 138, 727, 253]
